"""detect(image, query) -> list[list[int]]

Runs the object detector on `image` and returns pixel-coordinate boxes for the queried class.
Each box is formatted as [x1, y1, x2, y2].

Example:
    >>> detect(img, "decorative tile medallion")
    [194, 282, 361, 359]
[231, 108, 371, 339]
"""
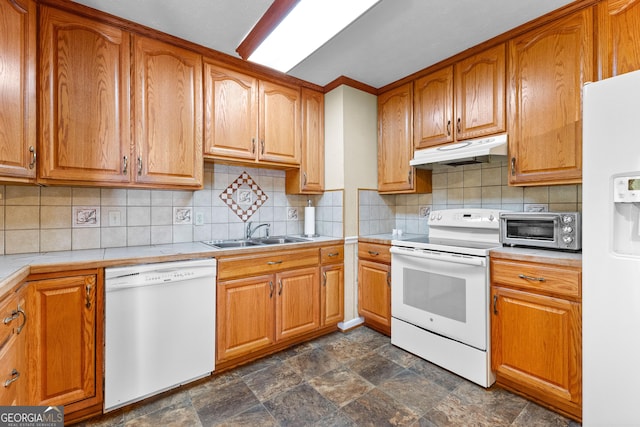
[220, 172, 268, 222]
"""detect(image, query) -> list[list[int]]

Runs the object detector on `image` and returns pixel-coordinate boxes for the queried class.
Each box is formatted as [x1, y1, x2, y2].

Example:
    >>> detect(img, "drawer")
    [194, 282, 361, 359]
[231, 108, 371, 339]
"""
[218, 248, 319, 281]
[491, 258, 581, 300]
[358, 242, 391, 264]
[0, 294, 18, 353]
[321, 245, 344, 264]
[0, 334, 19, 405]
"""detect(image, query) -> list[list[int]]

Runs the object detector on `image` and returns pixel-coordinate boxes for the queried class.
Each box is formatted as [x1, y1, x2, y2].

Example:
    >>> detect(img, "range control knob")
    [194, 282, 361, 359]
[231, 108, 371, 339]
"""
[430, 214, 436, 221]
[563, 226, 574, 234]
[562, 215, 574, 224]
[488, 214, 495, 221]
[563, 236, 574, 244]
[437, 214, 442, 220]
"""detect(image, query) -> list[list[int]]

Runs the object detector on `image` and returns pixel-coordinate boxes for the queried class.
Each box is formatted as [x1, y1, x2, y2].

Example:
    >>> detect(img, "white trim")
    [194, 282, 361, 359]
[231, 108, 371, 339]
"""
[344, 236, 358, 245]
[338, 316, 364, 331]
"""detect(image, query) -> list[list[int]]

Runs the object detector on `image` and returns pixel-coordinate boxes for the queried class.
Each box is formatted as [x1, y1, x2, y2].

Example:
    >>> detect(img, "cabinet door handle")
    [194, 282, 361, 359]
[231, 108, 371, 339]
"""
[278, 280, 283, 296]
[303, 172, 307, 186]
[387, 272, 391, 287]
[267, 260, 283, 265]
[86, 284, 92, 309]
[511, 157, 516, 176]
[518, 274, 546, 282]
[252, 138, 256, 154]
[456, 117, 461, 133]
[408, 169, 412, 184]
[261, 140, 265, 155]
[137, 156, 143, 175]
[269, 281, 273, 298]
[446, 120, 451, 136]
[323, 272, 327, 286]
[28, 146, 36, 169]
[122, 155, 128, 174]
[3, 311, 18, 326]
[4, 369, 19, 388]
[15, 306, 26, 335]
[493, 294, 498, 315]
[368, 251, 379, 256]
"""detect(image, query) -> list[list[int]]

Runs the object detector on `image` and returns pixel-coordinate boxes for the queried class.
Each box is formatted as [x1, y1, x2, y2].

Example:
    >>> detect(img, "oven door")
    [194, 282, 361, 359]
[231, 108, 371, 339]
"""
[390, 246, 488, 350]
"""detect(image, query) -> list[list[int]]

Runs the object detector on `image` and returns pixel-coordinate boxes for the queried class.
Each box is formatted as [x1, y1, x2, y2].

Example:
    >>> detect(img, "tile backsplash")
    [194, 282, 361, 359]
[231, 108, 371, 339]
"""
[0, 164, 344, 255]
[359, 161, 582, 235]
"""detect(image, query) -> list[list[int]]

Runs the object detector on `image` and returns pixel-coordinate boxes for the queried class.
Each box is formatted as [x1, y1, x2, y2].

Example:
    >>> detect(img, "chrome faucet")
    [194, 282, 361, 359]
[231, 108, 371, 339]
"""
[246, 222, 270, 239]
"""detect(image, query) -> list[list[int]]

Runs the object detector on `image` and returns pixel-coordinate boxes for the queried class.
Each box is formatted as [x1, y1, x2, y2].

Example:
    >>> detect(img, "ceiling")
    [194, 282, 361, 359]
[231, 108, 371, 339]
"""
[70, 0, 576, 89]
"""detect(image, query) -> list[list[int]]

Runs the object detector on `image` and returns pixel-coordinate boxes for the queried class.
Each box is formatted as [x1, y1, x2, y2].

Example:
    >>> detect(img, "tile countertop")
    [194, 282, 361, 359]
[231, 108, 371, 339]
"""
[0, 236, 343, 300]
[490, 246, 582, 266]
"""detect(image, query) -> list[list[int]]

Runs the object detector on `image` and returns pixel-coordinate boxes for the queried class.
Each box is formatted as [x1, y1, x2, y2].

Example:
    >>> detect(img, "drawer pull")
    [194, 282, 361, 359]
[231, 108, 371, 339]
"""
[267, 260, 283, 265]
[4, 369, 19, 388]
[518, 274, 546, 282]
[328, 252, 339, 257]
[368, 251, 379, 256]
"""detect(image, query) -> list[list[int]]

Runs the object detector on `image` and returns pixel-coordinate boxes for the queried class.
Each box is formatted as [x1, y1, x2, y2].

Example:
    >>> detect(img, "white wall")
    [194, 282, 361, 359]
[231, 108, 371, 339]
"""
[324, 84, 377, 326]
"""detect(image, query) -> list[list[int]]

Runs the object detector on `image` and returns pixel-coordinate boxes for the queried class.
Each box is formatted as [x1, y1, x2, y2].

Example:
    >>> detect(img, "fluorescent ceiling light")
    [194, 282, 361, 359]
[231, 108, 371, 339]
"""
[247, 0, 380, 73]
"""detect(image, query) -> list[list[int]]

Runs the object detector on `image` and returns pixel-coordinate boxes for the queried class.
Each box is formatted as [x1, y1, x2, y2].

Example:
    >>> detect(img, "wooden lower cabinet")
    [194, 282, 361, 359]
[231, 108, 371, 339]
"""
[27, 270, 103, 424]
[357, 242, 391, 335]
[490, 254, 582, 421]
[320, 245, 345, 326]
[216, 245, 342, 369]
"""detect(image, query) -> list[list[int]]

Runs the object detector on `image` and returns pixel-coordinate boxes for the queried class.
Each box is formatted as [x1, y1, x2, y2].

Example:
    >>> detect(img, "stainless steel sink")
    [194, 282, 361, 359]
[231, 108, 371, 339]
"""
[251, 236, 311, 245]
[202, 236, 311, 249]
[203, 239, 263, 249]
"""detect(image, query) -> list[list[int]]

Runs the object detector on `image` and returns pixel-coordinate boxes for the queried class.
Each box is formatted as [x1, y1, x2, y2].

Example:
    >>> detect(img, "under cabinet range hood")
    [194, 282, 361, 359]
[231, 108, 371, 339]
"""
[410, 134, 508, 168]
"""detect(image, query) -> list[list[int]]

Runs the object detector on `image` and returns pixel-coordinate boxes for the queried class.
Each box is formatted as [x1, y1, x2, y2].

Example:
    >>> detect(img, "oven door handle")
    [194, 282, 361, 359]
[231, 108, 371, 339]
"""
[390, 246, 486, 266]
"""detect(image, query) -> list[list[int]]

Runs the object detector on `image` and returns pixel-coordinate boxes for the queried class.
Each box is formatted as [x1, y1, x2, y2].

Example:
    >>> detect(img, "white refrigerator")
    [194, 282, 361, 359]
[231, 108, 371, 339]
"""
[583, 69, 640, 426]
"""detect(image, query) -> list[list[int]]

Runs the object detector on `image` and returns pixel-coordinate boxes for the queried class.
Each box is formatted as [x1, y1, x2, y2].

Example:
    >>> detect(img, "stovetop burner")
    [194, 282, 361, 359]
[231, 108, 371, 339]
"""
[392, 208, 504, 256]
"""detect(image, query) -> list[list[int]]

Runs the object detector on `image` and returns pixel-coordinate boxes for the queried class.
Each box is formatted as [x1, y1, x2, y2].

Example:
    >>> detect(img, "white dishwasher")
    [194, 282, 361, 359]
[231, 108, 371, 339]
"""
[104, 258, 216, 411]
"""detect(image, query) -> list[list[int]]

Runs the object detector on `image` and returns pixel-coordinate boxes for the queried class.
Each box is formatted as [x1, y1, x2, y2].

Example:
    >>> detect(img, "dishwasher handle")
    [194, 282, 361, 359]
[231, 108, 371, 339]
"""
[390, 246, 486, 266]
[106, 265, 216, 292]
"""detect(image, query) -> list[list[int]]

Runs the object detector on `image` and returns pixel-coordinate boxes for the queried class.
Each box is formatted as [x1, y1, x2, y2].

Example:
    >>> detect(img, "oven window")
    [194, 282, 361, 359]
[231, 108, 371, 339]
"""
[506, 220, 554, 241]
[403, 268, 466, 323]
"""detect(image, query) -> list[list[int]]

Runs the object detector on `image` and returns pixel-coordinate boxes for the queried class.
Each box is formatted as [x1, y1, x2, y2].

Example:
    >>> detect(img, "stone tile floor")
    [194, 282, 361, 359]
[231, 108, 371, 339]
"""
[77, 327, 581, 426]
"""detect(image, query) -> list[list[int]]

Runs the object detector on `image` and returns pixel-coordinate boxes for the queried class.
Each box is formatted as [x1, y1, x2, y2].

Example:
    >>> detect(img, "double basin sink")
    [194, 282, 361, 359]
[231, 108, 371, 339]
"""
[203, 235, 311, 249]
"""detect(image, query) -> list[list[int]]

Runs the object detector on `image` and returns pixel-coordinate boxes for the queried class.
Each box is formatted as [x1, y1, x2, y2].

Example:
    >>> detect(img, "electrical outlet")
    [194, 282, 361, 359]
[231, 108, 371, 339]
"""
[195, 212, 205, 225]
[108, 210, 121, 226]
[525, 204, 548, 212]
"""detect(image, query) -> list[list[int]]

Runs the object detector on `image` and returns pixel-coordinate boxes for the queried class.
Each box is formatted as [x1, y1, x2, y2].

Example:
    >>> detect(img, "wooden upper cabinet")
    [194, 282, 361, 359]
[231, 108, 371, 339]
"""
[508, 8, 593, 186]
[599, 0, 640, 79]
[455, 44, 506, 140]
[259, 80, 300, 165]
[414, 44, 505, 149]
[204, 62, 258, 160]
[203, 62, 301, 168]
[133, 35, 203, 188]
[286, 87, 324, 194]
[414, 67, 454, 148]
[0, 0, 36, 183]
[378, 83, 432, 194]
[39, 6, 131, 185]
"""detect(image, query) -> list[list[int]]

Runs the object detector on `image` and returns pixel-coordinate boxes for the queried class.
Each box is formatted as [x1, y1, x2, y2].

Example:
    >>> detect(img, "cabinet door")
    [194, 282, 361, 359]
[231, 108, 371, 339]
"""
[133, 36, 203, 188]
[414, 67, 454, 148]
[357, 259, 391, 335]
[0, 0, 36, 182]
[455, 44, 506, 140]
[599, 0, 640, 78]
[286, 87, 324, 194]
[28, 273, 102, 413]
[39, 6, 131, 185]
[491, 286, 581, 417]
[321, 264, 344, 326]
[203, 62, 258, 161]
[507, 8, 593, 186]
[378, 83, 415, 192]
[275, 267, 320, 341]
[259, 80, 300, 165]
[216, 275, 275, 362]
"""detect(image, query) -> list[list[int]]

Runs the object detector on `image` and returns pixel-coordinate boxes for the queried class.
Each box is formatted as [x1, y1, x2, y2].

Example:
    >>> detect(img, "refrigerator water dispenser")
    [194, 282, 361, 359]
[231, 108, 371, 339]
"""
[612, 174, 640, 255]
